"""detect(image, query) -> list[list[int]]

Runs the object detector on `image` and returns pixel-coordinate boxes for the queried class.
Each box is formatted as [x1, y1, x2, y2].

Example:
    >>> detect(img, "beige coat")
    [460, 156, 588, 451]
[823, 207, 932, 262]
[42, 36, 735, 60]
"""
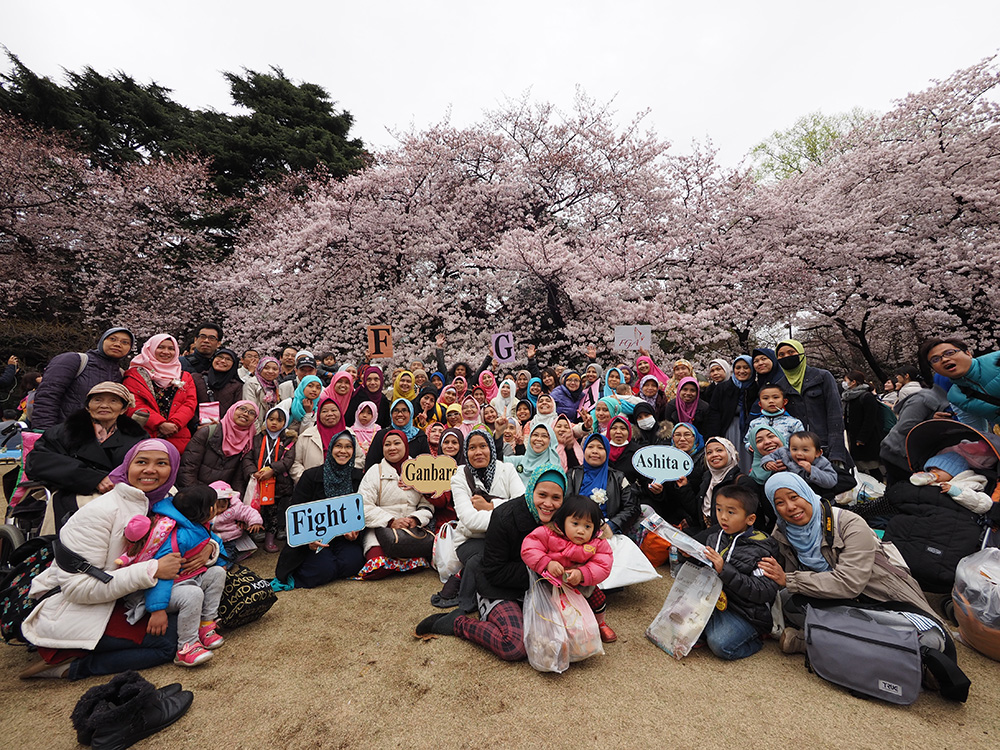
[290, 424, 325, 483]
[358, 460, 434, 553]
[22, 484, 160, 649]
[772, 506, 937, 621]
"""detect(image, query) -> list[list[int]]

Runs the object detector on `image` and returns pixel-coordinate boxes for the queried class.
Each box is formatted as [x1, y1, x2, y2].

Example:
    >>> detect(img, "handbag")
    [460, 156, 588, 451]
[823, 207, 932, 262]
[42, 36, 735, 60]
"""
[255, 439, 279, 506]
[599, 534, 661, 589]
[217, 564, 277, 630]
[431, 521, 462, 583]
[374, 526, 434, 559]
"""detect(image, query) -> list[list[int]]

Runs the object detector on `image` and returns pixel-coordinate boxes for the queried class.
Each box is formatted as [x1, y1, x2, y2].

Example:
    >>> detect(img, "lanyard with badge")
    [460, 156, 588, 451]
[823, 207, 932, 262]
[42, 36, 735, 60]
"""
[712, 530, 747, 611]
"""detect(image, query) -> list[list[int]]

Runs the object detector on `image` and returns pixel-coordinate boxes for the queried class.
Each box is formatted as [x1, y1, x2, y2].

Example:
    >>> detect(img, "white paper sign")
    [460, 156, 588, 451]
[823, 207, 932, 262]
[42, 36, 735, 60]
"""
[613, 325, 652, 352]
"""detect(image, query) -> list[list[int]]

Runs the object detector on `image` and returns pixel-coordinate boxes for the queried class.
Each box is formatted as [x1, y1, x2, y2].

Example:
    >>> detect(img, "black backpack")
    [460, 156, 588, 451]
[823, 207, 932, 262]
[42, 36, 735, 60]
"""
[0, 535, 57, 644]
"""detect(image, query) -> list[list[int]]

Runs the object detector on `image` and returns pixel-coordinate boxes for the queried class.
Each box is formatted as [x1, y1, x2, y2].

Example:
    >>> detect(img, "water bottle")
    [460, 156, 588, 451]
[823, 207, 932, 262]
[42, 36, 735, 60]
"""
[669, 545, 680, 577]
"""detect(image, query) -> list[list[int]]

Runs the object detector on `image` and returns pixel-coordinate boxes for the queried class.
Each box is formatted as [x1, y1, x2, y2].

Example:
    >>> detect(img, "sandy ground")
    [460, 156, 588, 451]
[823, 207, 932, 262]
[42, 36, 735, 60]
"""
[2, 466, 999, 750]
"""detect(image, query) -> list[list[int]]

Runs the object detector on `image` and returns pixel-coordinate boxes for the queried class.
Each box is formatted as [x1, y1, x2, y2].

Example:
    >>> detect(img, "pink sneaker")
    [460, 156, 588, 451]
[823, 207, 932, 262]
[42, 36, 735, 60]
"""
[174, 642, 214, 667]
[198, 623, 225, 649]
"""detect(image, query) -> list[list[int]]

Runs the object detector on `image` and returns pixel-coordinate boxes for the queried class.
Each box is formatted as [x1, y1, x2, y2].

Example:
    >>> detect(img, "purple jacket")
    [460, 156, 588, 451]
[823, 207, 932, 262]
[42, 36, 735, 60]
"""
[31, 328, 132, 430]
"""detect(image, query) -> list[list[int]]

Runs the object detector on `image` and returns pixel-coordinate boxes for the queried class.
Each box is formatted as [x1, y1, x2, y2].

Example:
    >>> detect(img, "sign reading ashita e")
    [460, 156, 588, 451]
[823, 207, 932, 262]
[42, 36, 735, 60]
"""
[285, 494, 365, 547]
[632, 445, 695, 483]
[400, 455, 458, 494]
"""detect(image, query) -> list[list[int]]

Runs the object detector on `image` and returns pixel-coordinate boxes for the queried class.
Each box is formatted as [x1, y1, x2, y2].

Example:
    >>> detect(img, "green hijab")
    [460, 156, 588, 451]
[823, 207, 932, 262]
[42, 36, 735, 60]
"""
[777, 339, 807, 394]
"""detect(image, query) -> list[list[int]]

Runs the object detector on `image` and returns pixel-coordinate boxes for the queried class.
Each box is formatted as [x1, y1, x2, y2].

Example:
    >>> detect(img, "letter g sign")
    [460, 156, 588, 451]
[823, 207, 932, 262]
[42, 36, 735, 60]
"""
[492, 332, 516, 364]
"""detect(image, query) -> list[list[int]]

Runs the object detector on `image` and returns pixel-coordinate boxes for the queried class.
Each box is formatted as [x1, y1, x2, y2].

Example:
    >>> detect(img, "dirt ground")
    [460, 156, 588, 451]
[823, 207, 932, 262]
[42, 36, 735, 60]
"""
[2, 468, 999, 749]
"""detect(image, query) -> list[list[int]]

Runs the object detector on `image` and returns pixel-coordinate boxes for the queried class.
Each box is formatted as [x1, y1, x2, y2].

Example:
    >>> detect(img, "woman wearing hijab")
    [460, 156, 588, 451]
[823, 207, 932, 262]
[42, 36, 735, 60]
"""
[283, 374, 323, 433]
[478, 371, 500, 403]
[242, 405, 297, 552]
[759, 473, 947, 657]
[415, 465, 568, 657]
[528, 392, 558, 430]
[291, 398, 344, 482]
[391, 370, 418, 403]
[703, 357, 733, 405]
[705, 355, 758, 472]
[458, 394, 483, 437]
[579, 363, 604, 414]
[750, 348, 790, 391]
[506, 423, 560, 477]
[242, 356, 281, 429]
[514, 369, 531, 400]
[567, 434, 637, 537]
[177, 400, 256, 492]
[321, 371, 356, 427]
[413, 385, 446, 429]
[663, 359, 696, 401]
[644, 422, 706, 526]
[273, 431, 366, 589]
[191, 347, 244, 424]
[632, 354, 670, 395]
[553, 414, 584, 471]
[364, 399, 430, 470]
[20, 439, 212, 680]
[630, 401, 663, 446]
[525, 377, 544, 409]
[358, 430, 435, 579]
[665, 376, 710, 436]
[637, 375, 669, 422]
[693, 437, 742, 531]
[774, 340, 851, 467]
[124, 333, 198, 453]
[550, 370, 585, 420]
[348, 365, 391, 428]
[606, 415, 640, 484]
[491, 378, 517, 420]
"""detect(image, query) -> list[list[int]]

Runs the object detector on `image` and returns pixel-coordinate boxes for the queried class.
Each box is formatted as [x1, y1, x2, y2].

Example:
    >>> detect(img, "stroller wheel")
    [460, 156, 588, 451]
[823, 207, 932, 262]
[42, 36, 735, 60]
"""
[0, 524, 27, 573]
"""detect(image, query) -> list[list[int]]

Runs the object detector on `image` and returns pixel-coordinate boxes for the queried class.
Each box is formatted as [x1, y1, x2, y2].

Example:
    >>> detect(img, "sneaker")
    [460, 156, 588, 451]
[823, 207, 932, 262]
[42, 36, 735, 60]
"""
[779, 626, 806, 655]
[598, 623, 618, 643]
[198, 623, 225, 649]
[174, 642, 213, 667]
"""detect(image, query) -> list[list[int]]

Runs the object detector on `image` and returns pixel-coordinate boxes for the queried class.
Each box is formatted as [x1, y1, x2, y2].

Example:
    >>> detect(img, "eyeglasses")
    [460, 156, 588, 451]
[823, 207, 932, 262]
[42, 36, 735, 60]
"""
[196, 334, 219, 342]
[234, 407, 257, 416]
[929, 349, 961, 365]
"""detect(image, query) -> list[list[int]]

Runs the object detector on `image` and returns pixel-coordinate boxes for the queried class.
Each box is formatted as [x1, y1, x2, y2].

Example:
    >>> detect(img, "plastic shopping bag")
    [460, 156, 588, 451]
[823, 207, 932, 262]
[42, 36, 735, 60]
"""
[431, 521, 462, 583]
[555, 584, 604, 663]
[646, 562, 723, 659]
[242, 476, 260, 511]
[523, 572, 569, 673]
[600, 534, 661, 589]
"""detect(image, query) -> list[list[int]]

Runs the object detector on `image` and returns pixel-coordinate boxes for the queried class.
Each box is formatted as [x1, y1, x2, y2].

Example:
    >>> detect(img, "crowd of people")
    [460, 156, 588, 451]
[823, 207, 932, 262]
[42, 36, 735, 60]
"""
[5, 321, 999, 680]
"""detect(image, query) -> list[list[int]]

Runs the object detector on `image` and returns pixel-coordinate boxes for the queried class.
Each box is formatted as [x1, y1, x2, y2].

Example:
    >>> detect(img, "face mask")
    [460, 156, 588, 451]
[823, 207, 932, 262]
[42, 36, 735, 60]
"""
[637, 416, 656, 430]
[778, 354, 801, 370]
[842, 380, 850, 390]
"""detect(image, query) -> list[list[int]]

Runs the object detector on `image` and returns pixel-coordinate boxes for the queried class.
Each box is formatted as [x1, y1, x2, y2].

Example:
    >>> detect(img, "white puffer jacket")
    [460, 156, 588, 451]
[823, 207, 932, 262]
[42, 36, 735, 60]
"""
[451, 462, 526, 548]
[358, 460, 434, 553]
[21, 484, 160, 650]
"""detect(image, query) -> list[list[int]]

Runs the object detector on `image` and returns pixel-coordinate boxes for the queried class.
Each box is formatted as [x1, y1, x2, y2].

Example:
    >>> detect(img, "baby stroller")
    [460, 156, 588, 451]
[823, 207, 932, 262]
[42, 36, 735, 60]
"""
[1, 421, 52, 572]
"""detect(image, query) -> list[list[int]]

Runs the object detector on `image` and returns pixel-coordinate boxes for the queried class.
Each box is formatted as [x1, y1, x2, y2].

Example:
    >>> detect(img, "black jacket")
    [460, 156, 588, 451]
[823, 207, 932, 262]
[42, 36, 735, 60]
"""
[177, 423, 248, 492]
[884, 481, 998, 593]
[843, 389, 883, 463]
[363, 428, 430, 471]
[26, 410, 146, 505]
[645, 455, 706, 528]
[479, 497, 538, 601]
[664, 399, 711, 437]
[783, 367, 851, 466]
[696, 526, 780, 634]
[566, 465, 638, 534]
[347, 391, 392, 429]
[704, 380, 758, 439]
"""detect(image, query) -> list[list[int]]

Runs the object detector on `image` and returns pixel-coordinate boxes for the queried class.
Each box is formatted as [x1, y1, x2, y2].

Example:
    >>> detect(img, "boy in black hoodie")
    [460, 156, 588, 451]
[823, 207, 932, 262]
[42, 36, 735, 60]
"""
[697, 485, 779, 660]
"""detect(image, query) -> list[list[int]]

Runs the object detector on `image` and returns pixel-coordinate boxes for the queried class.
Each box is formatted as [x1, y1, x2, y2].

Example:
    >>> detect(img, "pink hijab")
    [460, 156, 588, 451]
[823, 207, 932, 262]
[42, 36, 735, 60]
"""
[130, 333, 182, 388]
[478, 371, 499, 401]
[674, 376, 702, 424]
[220, 400, 257, 457]
[554, 414, 583, 472]
[458, 394, 482, 437]
[350, 400, 379, 453]
[322, 371, 355, 421]
[633, 355, 669, 393]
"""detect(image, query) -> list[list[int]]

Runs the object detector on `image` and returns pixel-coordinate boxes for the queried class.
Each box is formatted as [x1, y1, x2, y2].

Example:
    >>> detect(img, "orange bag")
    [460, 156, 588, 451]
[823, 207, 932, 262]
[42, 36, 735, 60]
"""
[640, 532, 671, 567]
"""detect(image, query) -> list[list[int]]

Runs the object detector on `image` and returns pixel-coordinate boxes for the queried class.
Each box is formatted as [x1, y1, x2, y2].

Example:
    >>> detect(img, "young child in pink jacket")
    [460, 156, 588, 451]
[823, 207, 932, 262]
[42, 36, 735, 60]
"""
[209, 481, 263, 566]
[520, 494, 618, 642]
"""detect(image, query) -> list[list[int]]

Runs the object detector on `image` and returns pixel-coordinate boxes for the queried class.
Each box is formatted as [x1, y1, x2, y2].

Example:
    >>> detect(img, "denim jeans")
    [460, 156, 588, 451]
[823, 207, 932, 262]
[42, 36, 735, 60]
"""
[703, 607, 762, 661]
[69, 614, 179, 680]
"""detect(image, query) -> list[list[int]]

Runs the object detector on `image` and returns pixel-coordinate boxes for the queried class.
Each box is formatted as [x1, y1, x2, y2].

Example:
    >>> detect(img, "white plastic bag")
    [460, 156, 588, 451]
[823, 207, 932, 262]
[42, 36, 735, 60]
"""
[523, 572, 569, 673]
[431, 521, 462, 583]
[242, 476, 259, 511]
[599, 534, 661, 589]
[555, 584, 604, 662]
[646, 562, 723, 659]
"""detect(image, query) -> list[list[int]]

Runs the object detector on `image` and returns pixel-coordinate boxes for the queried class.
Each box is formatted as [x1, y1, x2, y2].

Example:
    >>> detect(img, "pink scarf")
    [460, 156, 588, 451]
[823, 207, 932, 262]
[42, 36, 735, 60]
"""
[130, 333, 182, 388]
[675, 376, 701, 424]
[322, 371, 355, 421]
[350, 401, 379, 453]
[478, 371, 499, 401]
[220, 400, 257, 457]
[633, 356, 669, 393]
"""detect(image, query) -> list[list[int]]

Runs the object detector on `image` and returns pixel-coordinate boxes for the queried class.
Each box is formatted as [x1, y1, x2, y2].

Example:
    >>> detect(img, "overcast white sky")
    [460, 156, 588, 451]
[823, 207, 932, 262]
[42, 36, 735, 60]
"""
[5, 2, 999, 165]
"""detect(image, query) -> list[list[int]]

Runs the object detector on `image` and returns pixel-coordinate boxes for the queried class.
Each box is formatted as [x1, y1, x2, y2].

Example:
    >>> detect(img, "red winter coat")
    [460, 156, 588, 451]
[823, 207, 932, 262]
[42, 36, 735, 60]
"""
[123, 367, 198, 453]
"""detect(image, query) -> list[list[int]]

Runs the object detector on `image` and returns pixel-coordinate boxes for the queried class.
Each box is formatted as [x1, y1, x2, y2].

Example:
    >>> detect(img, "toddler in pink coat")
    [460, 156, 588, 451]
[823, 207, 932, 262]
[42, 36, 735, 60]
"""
[521, 493, 618, 642]
[210, 481, 264, 566]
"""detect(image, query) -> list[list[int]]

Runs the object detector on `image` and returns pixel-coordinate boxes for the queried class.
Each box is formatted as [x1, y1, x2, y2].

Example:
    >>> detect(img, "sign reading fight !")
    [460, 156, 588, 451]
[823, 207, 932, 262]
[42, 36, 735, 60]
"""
[367, 325, 394, 359]
[400, 455, 458, 494]
[632, 445, 695, 483]
[491, 332, 516, 364]
[613, 325, 652, 352]
[285, 493, 366, 547]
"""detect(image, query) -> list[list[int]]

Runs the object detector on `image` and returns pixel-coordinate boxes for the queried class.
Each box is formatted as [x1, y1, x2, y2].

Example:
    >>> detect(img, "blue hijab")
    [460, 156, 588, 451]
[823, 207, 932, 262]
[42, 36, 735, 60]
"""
[290, 375, 323, 424]
[526, 377, 544, 407]
[731, 355, 756, 389]
[765, 472, 831, 572]
[579, 433, 611, 498]
[671, 422, 705, 455]
[524, 464, 568, 523]
[390, 398, 419, 440]
[603, 367, 626, 398]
